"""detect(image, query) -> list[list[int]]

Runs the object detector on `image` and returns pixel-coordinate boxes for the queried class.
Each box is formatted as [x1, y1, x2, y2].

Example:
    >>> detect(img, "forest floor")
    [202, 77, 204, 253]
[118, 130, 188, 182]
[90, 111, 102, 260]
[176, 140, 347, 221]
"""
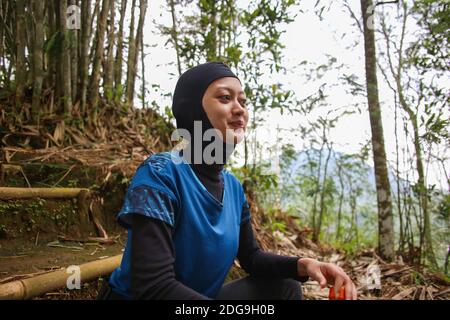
[1, 232, 448, 300]
[0, 233, 126, 299]
[251, 212, 450, 300]
[1, 139, 449, 300]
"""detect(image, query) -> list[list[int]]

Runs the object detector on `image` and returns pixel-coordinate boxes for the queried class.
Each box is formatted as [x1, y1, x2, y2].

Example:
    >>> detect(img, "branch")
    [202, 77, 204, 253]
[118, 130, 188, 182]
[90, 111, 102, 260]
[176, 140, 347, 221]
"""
[375, 1, 399, 7]
[343, 0, 363, 34]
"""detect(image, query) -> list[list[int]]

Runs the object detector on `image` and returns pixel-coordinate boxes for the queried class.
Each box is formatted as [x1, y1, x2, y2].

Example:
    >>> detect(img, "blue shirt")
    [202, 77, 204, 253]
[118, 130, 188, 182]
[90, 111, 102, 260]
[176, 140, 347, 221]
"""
[109, 151, 250, 299]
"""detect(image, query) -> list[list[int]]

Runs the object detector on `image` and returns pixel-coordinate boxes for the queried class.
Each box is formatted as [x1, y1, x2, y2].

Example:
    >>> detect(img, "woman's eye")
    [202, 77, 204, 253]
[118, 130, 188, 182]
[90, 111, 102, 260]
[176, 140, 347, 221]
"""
[220, 95, 231, 101]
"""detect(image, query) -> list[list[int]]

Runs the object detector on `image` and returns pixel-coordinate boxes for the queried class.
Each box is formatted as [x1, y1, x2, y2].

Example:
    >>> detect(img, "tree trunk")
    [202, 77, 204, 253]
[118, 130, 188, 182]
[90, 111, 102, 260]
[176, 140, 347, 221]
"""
[445, 245, 449, 275]
[0, 3, 3, 85]
[169, 0, 182, 76]
[125, 0, 147, 106]
[132, 0, 147, 103]
[103, 0, 115, 97]
[316, 142, 332, 242]
[31, 0, 44, 120]
[124, 0, 136, 107]
[353, 195, 359, 248]
[203, 0, 217, 61]
[0, 2, 6, 88]
[2, 0, 14, 91]
[394, 96, 405, 253]
[69, 0, 79, 104]
[140, 32, 146, 108]
[45, 0, 56, 96]
[408, 112, 436, 267]
[15, 0, 27, 107]
[312, 142, 324, 243]
[114, 0, 127, 100]
[336, 160, 345, 242]
[361, 0, 395, 261]
[89, 0, 110, 120]
[79, 0, 92, 116]
[59, 0, 72, 114]
[25, 0, 34, 81]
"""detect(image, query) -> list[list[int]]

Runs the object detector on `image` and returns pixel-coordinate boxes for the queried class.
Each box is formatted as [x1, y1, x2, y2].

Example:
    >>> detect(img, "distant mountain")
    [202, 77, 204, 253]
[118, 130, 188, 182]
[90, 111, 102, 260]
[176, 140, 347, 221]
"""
[279, 148, 412, 203]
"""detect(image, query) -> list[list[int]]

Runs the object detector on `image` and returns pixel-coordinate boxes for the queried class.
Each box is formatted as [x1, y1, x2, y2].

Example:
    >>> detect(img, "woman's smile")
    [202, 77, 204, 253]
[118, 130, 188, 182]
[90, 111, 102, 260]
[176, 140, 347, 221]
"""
[229, 120, 245, 129]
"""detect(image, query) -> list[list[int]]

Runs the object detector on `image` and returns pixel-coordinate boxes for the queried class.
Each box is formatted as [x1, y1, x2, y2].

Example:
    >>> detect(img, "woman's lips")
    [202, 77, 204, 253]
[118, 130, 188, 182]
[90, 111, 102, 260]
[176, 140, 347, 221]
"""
[229, 121, 244, 129]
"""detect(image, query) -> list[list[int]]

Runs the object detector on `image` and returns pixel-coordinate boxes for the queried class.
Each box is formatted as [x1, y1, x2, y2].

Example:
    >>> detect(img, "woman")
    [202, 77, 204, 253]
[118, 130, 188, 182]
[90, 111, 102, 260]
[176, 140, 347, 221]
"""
[97, 62, 357, 300]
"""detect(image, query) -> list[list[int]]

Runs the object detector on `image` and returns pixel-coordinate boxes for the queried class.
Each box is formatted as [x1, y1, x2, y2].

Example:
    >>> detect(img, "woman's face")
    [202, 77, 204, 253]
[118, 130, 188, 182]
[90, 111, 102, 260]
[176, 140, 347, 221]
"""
[202, 77, 249, 145]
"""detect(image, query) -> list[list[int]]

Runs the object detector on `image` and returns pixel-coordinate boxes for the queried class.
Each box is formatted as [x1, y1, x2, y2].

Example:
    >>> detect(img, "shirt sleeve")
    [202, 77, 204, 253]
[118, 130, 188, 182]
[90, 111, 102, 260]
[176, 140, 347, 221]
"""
[116, 158, 180, 229]
[131, 214, 211, 300]
[241, 199, 251, 225]
[239, 181, 251, 225]
[118, 185, 177, 229]
[237, 211, 309, 283]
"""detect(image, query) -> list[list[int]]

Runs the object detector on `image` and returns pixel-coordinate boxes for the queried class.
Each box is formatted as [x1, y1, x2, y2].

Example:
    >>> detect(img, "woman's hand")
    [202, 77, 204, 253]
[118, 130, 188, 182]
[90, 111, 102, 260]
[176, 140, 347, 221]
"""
[297, 258, 357, 300]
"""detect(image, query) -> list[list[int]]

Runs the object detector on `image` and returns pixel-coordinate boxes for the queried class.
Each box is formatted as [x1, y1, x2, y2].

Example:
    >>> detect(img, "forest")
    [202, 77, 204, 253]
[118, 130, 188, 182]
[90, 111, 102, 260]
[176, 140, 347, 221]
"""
[0, 0, 448, 301]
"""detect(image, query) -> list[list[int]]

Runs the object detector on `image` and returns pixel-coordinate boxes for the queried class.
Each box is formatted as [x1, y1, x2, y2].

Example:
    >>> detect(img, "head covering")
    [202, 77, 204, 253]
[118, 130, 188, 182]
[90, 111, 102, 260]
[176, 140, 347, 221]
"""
[172, 61, 241, 166]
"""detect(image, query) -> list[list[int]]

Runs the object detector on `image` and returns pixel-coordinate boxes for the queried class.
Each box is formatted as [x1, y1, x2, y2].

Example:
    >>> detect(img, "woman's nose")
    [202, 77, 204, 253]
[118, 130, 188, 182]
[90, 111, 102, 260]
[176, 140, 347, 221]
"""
[232, 99, 246, 115]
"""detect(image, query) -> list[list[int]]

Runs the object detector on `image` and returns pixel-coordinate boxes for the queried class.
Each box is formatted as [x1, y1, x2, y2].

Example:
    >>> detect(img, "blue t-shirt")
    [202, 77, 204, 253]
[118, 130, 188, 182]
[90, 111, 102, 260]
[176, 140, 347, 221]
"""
[108, 151, 251, 299]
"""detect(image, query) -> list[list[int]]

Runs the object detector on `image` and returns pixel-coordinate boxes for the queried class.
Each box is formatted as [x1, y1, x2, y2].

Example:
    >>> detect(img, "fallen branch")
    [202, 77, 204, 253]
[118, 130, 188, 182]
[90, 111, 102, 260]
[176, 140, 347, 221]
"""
[0, 187, 90, 200]
[46, 241, 84, 250]
[0, 255, 122, 299]
[391, 287, 416, 300]
[89, 198, 108, 240]
[57, 235, 118, 245]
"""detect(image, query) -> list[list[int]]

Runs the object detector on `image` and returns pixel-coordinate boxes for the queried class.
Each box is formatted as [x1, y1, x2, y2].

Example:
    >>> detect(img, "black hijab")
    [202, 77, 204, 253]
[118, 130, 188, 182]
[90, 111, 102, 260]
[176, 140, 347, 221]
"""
[172, 62, 241, 201]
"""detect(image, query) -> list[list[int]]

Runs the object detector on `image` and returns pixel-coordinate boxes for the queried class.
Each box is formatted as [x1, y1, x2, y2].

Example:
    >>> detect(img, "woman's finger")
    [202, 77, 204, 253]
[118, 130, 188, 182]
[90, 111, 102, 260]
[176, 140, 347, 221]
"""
[333, 274, 344, 297]
[312, 268, 328, 288]
[344, 277, 353, 300]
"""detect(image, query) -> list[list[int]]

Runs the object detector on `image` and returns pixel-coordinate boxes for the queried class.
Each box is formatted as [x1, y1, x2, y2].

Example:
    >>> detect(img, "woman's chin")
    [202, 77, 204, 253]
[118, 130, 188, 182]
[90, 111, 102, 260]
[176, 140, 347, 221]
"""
[223, 127, 245, 145]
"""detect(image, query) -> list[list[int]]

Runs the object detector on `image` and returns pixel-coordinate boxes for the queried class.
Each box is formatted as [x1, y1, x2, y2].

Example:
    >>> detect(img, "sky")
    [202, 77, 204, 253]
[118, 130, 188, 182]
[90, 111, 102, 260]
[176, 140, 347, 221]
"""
[138, 0, 449, 189]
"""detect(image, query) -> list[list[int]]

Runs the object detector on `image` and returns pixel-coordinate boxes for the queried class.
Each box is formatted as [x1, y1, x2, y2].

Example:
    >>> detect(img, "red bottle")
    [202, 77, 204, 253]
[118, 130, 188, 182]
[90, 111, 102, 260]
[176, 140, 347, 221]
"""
[329, 287, 346, 300]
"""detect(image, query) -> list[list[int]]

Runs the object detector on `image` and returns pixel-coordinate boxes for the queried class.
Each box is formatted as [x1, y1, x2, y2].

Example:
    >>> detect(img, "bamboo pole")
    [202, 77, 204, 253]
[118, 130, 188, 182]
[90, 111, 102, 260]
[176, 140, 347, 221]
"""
[0, 255, 122, 300]
[0, 187, 90, 200]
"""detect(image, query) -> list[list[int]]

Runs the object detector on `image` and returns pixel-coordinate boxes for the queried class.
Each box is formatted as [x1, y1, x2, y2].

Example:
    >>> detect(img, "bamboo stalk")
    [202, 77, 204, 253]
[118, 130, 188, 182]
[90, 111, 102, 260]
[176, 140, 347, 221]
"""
[0, 255, 122, 300]
[0, 187, 90, 200]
